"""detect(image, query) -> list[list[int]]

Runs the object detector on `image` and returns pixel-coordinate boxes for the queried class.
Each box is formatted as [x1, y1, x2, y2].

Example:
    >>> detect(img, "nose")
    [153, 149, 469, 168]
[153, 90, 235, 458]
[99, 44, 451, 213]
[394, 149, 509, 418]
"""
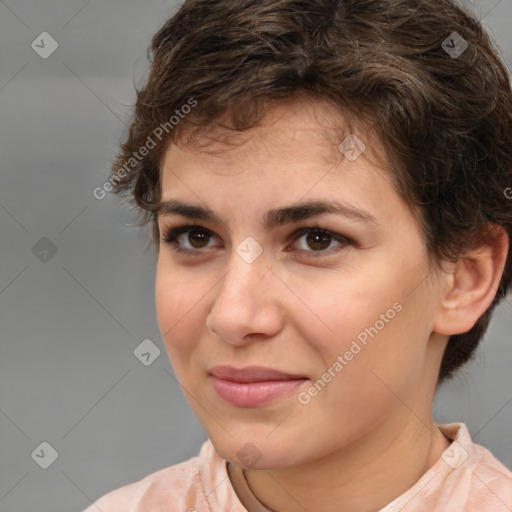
[205, 250, 284, 347]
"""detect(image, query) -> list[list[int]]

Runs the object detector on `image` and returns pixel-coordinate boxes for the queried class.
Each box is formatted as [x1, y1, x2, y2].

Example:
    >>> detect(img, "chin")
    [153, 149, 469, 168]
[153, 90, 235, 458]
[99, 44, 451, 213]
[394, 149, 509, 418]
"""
[208, 431, 303, 470]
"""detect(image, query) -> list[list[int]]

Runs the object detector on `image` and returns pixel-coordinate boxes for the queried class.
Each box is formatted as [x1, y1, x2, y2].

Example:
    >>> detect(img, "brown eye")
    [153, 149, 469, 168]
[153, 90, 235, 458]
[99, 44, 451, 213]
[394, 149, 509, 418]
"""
[161, 224, 351, 258]
[289, 227, 351, 257]
[305, 230, 332, 251]
[186, 229, 211, 248]
[161, 225, 221, 255]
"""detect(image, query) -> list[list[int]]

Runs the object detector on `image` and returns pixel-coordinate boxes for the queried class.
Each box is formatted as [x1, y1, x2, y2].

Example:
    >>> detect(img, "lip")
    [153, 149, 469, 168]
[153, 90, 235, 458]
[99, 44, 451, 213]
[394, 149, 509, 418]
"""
[208, 365, 308, 407]
[209, 365, 307, 382]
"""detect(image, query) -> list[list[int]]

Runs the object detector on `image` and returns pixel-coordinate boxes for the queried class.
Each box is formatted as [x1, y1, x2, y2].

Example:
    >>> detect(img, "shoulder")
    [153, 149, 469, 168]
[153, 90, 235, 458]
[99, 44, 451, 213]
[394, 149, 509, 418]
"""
[384, 423, 512, 512]
[82, 440, 214, 512]
[436, 423, 512, 510]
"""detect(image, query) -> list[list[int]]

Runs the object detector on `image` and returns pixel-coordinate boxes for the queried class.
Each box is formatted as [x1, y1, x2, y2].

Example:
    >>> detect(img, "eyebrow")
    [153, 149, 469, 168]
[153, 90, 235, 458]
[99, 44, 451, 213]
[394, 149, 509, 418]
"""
[156, 199, 378, 229]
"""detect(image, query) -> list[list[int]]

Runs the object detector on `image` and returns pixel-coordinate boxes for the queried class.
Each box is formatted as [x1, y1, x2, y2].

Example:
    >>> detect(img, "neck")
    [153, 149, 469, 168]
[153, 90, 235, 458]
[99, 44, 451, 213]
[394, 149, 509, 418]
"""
[241, 410, 450, 512]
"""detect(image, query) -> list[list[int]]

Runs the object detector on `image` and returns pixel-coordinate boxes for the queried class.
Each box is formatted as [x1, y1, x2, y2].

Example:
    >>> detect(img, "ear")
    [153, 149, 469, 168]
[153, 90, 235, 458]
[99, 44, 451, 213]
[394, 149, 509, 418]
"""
[433, 225, 509, 336]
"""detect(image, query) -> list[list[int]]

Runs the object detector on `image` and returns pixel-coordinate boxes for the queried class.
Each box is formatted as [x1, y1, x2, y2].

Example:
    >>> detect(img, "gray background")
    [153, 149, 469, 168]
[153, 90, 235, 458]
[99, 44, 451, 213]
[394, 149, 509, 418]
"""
[0, 1, 511, 511]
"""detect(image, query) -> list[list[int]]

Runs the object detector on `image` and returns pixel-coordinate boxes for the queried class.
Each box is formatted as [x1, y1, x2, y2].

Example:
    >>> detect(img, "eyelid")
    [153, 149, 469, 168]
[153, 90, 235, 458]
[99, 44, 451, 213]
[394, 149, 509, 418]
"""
[160, 223, 352, 256]
[160, 224, 222, 252]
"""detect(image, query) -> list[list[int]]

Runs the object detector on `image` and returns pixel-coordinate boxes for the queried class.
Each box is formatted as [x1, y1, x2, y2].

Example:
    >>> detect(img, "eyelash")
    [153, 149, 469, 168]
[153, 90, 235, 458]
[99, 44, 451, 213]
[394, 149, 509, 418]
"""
[160, 224, 352, 258]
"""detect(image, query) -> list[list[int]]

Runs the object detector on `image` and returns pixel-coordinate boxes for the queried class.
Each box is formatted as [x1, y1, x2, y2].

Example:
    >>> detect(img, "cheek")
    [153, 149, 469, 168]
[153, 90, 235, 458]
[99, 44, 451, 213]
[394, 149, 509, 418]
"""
[289, 258, 431, 385]
[282, 265, 400, 356]
[155, 264, 209, 357]
[327, 284, 435, 401]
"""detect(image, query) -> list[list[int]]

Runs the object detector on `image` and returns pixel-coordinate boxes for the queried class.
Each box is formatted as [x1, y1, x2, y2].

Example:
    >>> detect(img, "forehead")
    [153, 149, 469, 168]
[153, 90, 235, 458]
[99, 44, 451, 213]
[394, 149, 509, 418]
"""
[156, 99, 425, 250]
[161, 98, 389, 185]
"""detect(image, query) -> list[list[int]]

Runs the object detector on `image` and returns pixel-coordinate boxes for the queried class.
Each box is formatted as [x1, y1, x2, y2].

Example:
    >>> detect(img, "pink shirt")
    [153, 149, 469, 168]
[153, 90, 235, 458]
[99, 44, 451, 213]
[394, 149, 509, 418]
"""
[83, 423, 512, 511]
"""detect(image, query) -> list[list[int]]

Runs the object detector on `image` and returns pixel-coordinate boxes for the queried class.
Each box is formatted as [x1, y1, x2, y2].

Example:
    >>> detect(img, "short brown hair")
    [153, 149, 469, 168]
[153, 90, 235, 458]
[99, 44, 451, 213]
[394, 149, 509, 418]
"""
[109, 0, 512, 384]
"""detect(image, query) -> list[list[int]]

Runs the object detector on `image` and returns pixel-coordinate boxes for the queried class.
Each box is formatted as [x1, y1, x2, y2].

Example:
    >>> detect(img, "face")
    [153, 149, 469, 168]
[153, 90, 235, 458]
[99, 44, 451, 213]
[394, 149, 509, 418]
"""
[155, 98, 446, 470]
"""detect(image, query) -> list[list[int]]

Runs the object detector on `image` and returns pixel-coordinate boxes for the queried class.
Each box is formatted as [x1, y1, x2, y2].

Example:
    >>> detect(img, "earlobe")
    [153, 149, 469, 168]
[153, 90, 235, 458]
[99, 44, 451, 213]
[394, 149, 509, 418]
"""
[433, 226, 509, 336]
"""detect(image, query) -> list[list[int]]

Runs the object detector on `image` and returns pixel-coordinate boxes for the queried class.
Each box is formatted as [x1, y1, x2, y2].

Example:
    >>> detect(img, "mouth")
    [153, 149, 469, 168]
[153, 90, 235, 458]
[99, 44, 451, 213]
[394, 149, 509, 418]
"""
[208, 365, 309, 407]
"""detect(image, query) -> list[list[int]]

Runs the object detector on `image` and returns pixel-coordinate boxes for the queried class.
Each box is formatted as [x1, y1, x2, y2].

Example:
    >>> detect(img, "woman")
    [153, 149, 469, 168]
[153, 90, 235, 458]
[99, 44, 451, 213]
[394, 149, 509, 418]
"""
[85, 0, 512, 510]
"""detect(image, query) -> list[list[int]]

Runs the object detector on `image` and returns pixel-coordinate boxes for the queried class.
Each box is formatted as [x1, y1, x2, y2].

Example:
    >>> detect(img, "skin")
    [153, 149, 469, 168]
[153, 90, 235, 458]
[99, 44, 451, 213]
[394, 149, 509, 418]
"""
[154, 97, 508, 512]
